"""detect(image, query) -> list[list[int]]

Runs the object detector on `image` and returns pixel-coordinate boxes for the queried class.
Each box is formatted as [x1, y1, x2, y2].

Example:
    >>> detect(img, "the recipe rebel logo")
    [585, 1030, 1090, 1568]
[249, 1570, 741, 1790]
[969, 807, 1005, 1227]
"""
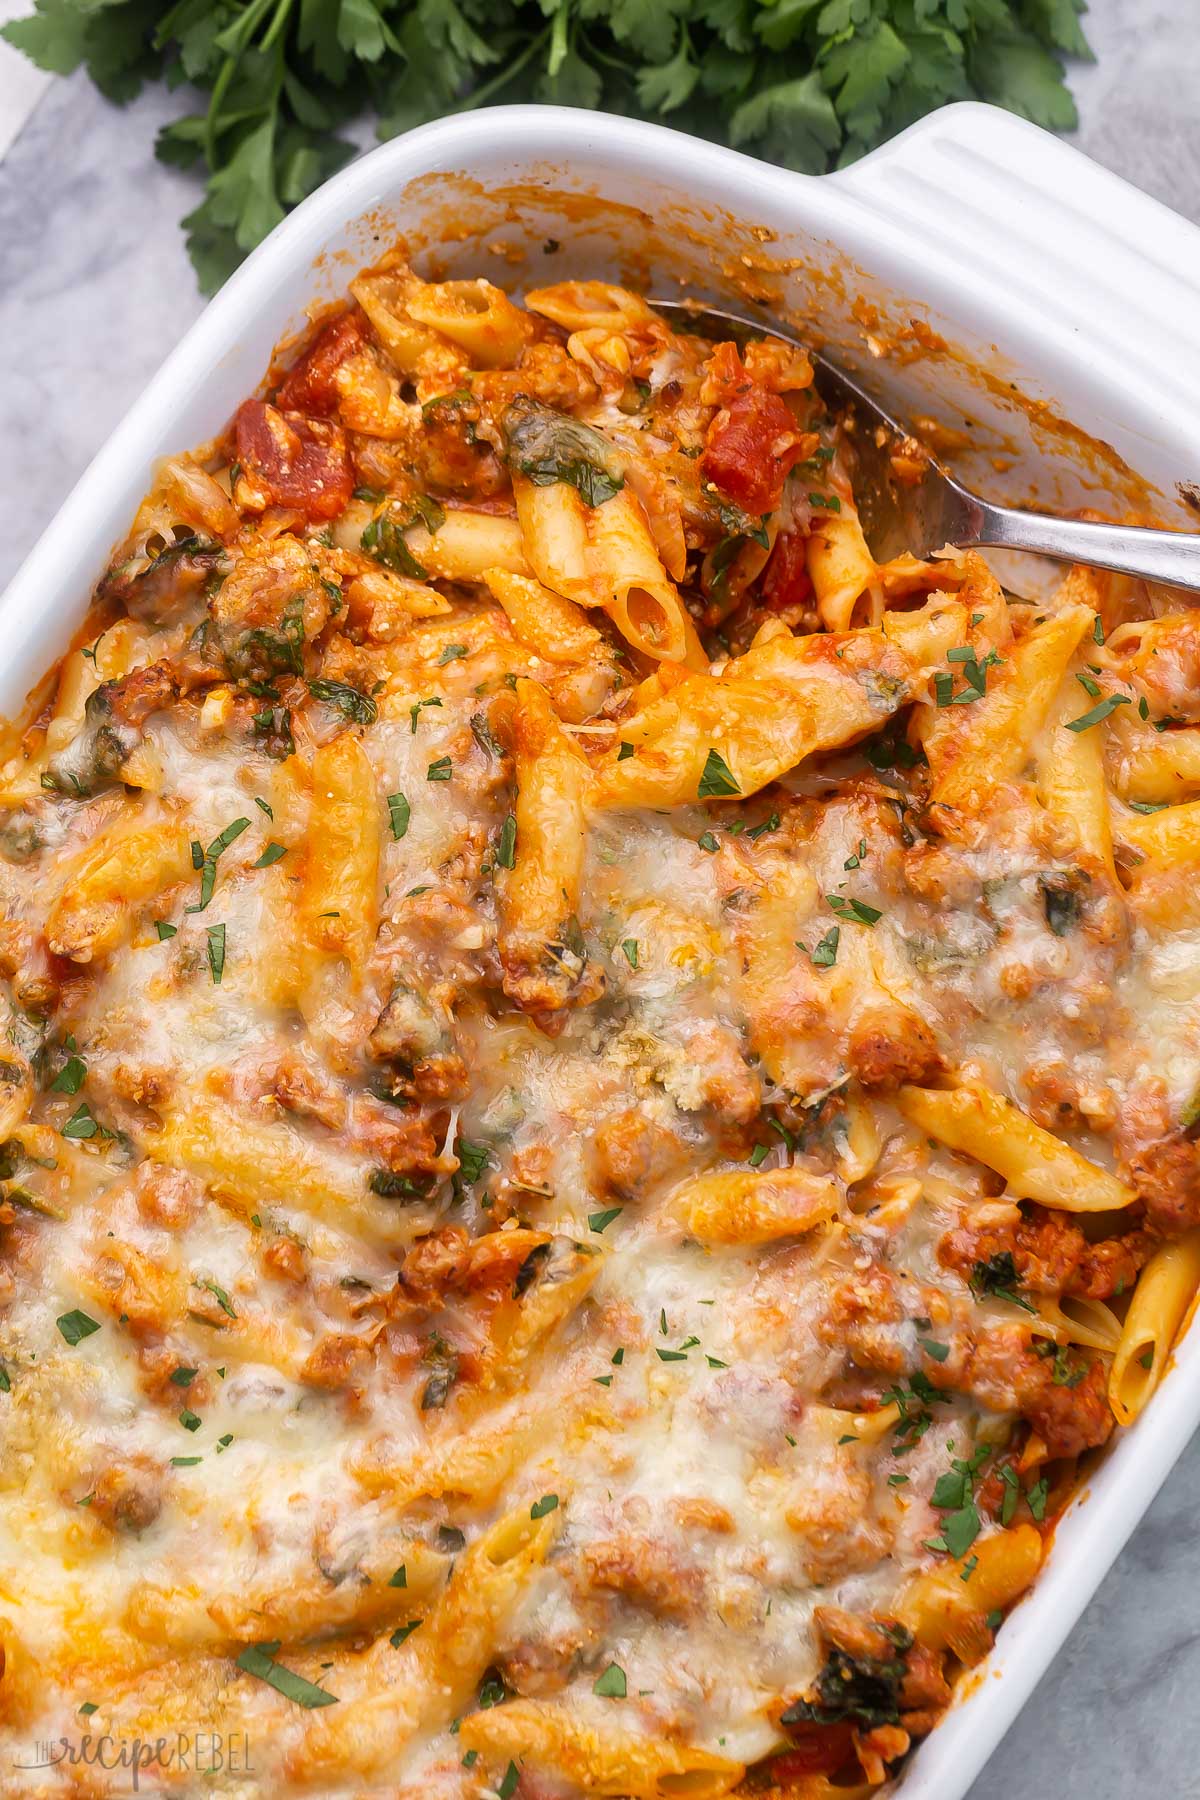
[13, 1729, 254, 1788]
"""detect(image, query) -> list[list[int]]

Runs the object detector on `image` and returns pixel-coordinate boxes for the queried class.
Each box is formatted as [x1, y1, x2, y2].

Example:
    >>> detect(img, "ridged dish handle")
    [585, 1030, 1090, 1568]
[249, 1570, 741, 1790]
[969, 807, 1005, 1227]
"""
[824, 102, 1200, 406]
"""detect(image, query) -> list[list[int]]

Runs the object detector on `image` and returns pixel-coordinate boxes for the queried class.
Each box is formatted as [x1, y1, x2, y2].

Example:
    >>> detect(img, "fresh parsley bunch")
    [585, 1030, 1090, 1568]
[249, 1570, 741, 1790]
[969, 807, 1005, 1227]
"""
[4, 0, 1092, 294]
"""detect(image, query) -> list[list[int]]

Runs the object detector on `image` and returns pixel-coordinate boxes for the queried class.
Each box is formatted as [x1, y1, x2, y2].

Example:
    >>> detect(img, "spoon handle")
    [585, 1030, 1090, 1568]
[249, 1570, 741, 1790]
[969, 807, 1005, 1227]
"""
[968, 499, 1200, 592]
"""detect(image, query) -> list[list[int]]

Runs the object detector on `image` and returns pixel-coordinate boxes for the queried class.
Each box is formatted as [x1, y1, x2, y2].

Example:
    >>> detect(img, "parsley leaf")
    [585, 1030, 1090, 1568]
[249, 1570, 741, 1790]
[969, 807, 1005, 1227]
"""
[2, 1, 1094, 297]
[236, 1643, 338, 1709]
[1065, 693, 1131, 732]
[57, 1309, 100, 1346]
[593, 1662, 628, 1698]
[51, 1055, 87, 1095]
[825, 894, 881, 926]
[697, 748, 740, 798]
[387, 792, 410, 840]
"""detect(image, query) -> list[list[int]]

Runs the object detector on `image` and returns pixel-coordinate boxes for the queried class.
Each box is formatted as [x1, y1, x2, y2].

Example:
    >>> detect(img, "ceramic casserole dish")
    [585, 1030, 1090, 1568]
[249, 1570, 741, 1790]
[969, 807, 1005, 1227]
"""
[4, 99, 1200, 1800]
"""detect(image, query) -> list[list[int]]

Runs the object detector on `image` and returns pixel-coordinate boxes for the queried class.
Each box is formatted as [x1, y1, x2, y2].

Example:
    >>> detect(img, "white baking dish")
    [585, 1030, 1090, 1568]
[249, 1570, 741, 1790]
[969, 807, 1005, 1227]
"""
[5, 100, 1200, 1800]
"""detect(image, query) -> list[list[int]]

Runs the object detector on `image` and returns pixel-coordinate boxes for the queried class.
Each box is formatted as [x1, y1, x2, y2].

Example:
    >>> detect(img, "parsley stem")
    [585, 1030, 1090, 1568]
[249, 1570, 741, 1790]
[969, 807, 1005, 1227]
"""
[260, 0, 295, 54]
[447, 26, 551, 113]
[548, 0, 569, 76]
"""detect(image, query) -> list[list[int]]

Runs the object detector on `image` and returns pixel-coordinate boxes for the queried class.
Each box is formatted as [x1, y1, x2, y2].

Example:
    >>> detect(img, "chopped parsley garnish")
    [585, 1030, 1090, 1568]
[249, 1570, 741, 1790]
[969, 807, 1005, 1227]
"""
[251, 842, 287, 868]
[825, 894, 881, 926]
[170, 1456, 202, 1467]
[62, 1102, 104, 1140]
[56, 1309, 100, 1346]
[389, 1620, 422, 1648]
[745, 810, 780, 841]
[197, 1279, 237, 1320]
[179, 1408, 202, 1432]
[1026, 1475, 1050, 1521]
[1065, 693, 1130, 732]
[749, 1144, 769, 1167]
[409, 696, 442, 733]
[593, 1662, 628, 1698]
[388, 1565, 407, 1588]
[918, 1336, 950, 1362]
[806, 925, 840, 967]
[155, 920, 177, 940]
[844, 839, 867, 870]
[426, 756, 453, 782]
[697, 830, 720, 853]
[935, 645, 1002, 706]
[169, 1366, 197, 1387]
[50, 1054, 87, 1095]
[236, 1643, 338, 1708]
[206, 922, 226, 985]
[497, 1762, 520, 1800]
[884, 1372, 946, 1453]
[588, 1206, 623, 1233]
[617, 741, 635, 761]
[697, 748, 740, 798]
[530, 1493, 559, 1518]
[387, 792, 410, 840]
[496, 813, 517, 869]
[620, 939, 639, 970]
[438, 643, 468, 665]
[187, 816, 250, 913]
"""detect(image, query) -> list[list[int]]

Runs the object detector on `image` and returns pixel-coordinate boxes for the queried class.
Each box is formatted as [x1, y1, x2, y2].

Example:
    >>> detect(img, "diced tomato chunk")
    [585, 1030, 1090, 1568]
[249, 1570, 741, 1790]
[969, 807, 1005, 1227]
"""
[761, 527, 813, 611]
[771, 1722, 856, 1777]
[702, 385, 807, 515]
[274, 311, 366, 415]
[235, 399, 353, 522]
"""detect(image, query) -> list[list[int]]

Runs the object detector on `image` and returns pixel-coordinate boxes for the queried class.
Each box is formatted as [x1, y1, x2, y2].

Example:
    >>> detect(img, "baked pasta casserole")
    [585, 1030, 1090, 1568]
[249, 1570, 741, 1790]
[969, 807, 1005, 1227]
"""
[1, 256, 1198, 1799]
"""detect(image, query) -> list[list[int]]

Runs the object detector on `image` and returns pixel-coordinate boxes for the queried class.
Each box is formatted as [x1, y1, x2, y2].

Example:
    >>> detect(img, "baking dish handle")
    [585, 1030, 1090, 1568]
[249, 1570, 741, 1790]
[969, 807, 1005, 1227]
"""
[823, 101, 1200, 400]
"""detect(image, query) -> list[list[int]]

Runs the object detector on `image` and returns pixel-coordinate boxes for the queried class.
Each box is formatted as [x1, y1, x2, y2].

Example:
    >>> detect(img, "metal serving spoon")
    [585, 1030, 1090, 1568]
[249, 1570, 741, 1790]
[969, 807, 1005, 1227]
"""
[652, 300, 1200, 591]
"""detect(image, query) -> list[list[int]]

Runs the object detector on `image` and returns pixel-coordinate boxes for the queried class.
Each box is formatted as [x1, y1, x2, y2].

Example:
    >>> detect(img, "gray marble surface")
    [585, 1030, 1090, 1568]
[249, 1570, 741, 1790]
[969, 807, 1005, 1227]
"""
[1, 3, 1198, 1794]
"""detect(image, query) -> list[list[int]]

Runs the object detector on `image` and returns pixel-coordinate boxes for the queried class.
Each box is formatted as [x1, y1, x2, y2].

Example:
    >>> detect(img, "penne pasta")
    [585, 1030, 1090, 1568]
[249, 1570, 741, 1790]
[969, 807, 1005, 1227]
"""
[897, 1082, 1136, 1212]
[459, 1698, 744, 1799]
[1109, 1231, 1200, 1425]
[671, 1166, 841, 1245]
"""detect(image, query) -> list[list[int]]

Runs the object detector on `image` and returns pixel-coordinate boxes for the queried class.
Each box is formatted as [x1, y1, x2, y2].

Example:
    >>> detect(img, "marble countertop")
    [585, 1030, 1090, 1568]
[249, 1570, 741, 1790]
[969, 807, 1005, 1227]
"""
[1, 2, 1198, 1793]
